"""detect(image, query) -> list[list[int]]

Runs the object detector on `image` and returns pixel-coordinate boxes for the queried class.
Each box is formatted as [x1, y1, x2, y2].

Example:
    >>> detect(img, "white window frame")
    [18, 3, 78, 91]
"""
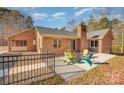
[90, 40, 98, 48]
[14, 40, 27, 47]
[53, 39, 62, 49]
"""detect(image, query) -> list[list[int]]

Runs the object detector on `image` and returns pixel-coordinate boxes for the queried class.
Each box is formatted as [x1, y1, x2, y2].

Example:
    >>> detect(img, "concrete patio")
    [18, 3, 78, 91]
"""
[55, 53, 115, 81]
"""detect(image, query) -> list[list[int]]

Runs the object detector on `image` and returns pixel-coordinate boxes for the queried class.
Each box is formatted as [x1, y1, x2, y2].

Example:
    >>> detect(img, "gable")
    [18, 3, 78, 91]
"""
[102, 29, 113, 40]
[7, 28, 35, 39]
[87, 29, 111, 40]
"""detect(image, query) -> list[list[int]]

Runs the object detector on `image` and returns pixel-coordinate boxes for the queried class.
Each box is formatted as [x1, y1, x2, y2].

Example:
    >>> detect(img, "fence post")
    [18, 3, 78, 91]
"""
[7, 57, 10, 84]
[54, 53, 55, 76]
[46, 50, 48, 78]
[2, 57, 5, 84]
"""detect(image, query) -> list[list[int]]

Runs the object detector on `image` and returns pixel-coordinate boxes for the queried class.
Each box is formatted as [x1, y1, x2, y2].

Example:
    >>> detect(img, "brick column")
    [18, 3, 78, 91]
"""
[8, 39, 12, 52]
[99, 39, 102, 53]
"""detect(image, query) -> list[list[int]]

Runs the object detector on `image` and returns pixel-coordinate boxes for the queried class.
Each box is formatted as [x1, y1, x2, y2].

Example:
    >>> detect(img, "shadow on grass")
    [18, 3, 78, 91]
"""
[30, 74, 66, 85]
[93, 62, 109, 65]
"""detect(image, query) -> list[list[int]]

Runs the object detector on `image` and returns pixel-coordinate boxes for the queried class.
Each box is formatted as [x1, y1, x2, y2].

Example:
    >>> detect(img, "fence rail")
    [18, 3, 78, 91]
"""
[40, 48, 64, 56]
[0, 53, 55, 85]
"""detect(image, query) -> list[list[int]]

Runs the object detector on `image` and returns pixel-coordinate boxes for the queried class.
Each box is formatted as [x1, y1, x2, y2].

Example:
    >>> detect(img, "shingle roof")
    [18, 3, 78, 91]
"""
[35, 26, 78, 39]
[36, 26, 110, 40]
[87, 29, 110, 39]
[7, 26, 110, 40]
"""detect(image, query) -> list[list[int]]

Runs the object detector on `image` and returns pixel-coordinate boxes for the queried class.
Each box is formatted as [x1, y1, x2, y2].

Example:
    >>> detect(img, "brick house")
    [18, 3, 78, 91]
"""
[7, 22, 113, 54]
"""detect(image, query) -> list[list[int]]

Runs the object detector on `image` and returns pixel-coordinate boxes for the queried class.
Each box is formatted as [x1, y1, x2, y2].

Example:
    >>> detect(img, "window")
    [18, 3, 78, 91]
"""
[13, 40, 27, 46]
[16, 40, 19, 46]
[20, 40, 23, 46]
[24, 40, 27, 46]
[58, 40, 62, 49]
[53, 40, 57, 49]
[90, 40, 98, 48]
[95, 40, 98, 47]
[91, 40, 94, 47]
[53, 39, 62, 49]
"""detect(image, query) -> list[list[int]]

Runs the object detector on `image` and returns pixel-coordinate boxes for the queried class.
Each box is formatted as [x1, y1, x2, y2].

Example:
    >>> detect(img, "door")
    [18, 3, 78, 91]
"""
[70, 40, 75, 50]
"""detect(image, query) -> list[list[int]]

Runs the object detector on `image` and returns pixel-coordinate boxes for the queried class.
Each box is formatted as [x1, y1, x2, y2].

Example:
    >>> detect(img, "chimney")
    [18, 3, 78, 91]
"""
[76, 22, 88, 51]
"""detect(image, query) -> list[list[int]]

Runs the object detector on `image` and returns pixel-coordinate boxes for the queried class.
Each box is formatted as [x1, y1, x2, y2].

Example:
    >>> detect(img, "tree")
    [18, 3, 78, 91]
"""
[0, 7, 10, 12]
[111, 19, 120, 25]
[0, 8, 33, 46]
[87, 15, 98, 31]
[26, 16, 33, 28]
[117, 24, 124, 53]
[98, 17, 110, 29]
[66, 19, 77, 32]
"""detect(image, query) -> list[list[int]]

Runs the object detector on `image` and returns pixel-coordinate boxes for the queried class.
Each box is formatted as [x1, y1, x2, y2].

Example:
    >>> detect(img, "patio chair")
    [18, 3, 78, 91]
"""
[64, 50, 75, 65]
[81, 49, 89, 57]
[80, 53, 94, 66]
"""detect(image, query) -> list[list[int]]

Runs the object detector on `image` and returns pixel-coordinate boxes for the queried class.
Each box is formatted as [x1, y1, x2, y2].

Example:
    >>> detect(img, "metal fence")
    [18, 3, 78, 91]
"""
[0, 53, 55, 85]
[40, 48, 64, 56]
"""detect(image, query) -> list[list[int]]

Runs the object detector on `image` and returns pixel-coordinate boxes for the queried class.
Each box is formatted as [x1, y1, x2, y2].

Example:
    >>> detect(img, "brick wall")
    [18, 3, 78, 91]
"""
[8, 28, 36, 51]
[40, 36, 77, 55]
[102, 30, 113, 53]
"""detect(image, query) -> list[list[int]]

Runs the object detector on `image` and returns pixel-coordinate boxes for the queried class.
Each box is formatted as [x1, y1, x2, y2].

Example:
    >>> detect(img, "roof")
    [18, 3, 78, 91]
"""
[6, 28, 35, 39]
[87, 28, 111, 40]
[7, 26, 111, 40]
[35, 26, 78, 39]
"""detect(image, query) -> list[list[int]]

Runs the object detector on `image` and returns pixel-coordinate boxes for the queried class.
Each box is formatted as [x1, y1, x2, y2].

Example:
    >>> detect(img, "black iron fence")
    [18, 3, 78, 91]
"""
[0, 53, 55, 85]
[40, 48, 64, 56]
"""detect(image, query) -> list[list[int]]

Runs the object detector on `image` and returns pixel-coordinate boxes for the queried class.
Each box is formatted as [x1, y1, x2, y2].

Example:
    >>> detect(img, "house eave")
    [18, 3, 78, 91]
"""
[88, 38, 102, 40]
[41, 34, 79, 39]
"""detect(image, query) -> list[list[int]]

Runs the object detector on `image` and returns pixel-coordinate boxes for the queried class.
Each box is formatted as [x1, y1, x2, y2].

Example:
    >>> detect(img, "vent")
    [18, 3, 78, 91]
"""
[92, 35, 99, 38]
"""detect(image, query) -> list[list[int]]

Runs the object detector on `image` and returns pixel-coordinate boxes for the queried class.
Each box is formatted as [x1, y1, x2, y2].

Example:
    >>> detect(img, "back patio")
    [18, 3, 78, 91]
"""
[0, 50, 116, 84]
[55, 53, 115, 80]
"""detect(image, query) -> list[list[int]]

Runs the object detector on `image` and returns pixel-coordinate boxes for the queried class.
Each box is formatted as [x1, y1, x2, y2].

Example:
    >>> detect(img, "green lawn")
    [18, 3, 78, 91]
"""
[68, 56, 124, 85]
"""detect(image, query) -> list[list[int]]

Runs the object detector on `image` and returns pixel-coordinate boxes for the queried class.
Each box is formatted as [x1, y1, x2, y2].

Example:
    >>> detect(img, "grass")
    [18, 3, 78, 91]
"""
[67, 56, 124, 85]
[30, 75, 65, 85]
[26, 56, 124, 85]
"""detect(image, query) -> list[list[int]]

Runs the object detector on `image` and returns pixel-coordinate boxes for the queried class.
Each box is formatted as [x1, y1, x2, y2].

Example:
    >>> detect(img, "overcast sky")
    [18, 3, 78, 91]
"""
[8, 7, 124, 29]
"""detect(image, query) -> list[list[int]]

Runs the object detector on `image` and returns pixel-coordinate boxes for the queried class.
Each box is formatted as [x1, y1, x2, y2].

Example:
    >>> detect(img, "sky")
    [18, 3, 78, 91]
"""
[8, 7, 124, 29]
